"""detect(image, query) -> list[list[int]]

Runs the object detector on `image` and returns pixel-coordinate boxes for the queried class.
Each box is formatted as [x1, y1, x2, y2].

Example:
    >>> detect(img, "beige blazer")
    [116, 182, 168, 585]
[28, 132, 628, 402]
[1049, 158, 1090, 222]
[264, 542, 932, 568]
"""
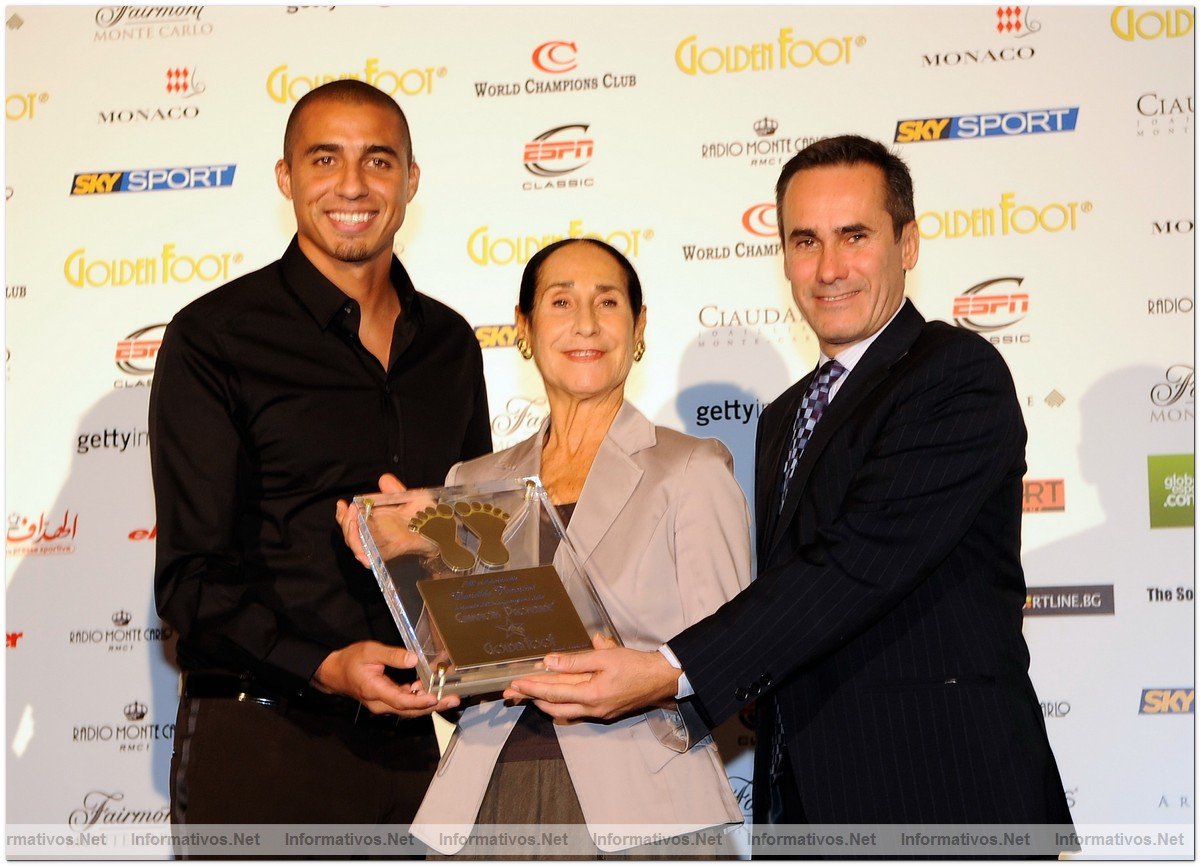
[411, 401, 751, 853]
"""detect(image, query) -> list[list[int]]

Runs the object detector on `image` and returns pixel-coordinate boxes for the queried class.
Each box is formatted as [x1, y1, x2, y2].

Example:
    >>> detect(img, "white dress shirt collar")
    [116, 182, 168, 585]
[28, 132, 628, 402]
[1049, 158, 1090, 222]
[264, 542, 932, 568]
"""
[820, 299, 906, 401]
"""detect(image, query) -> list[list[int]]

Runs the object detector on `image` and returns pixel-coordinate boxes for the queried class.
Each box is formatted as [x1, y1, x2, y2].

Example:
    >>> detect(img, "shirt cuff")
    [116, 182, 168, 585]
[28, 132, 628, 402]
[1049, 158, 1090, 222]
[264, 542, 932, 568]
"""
[658, 643, 694, 699]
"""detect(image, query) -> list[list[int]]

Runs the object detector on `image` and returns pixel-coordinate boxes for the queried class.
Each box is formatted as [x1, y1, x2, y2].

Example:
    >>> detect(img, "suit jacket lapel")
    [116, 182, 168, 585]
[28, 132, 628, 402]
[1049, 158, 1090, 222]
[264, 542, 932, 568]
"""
[568, 401, 653, 565]
[767, 300, 926, 558]
[757, 367, 817, 550]
[491, 421, 543, 476]
[510, 401, 652, 566]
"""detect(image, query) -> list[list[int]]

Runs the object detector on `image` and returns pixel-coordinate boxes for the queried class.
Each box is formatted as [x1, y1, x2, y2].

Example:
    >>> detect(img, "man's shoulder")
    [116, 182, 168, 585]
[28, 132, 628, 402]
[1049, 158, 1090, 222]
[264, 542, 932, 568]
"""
[908, 317, 1013, 377]
[880, 318, 1021, 422]
[413, 288, 476, 342]
[916, 316, 987, 349]
[169, 257, 283, 330]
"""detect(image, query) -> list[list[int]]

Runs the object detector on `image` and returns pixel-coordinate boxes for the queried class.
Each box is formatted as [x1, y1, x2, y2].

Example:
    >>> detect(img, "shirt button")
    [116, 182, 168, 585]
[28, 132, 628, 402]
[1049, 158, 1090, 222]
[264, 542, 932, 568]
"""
[343, 303, 352, 315]
[735, 687, 749, 702]
[384, 384, 391, 394]
[391, 455, 400, 464]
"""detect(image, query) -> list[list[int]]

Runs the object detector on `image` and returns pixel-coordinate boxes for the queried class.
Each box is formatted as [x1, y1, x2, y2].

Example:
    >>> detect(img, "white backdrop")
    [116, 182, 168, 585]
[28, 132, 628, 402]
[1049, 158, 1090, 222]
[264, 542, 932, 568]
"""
[5, 3, 1195, 854]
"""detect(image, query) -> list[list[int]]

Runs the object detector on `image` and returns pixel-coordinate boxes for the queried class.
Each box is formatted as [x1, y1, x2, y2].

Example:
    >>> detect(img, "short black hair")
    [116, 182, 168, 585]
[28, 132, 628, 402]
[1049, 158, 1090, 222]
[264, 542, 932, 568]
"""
[282, 79, 413, 165]
[518, 238, 644, 317]
[775, 135, 914, 241]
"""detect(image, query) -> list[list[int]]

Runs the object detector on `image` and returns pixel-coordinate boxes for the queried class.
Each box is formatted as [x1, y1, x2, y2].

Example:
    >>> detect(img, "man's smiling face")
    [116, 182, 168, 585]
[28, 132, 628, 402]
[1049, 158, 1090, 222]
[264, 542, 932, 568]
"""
[780, 162, 918, 357]
[275, 98, 419, 272]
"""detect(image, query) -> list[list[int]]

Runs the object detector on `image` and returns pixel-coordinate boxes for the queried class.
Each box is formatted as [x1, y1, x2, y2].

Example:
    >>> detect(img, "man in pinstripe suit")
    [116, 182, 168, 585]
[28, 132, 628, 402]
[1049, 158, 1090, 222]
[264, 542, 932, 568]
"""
[510, 136, 1073, 844]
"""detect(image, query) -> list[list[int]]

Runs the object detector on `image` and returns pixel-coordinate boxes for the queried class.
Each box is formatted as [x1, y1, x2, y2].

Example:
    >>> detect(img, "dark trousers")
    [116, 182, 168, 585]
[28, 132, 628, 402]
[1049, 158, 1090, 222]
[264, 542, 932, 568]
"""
[753, 746, 1059, 861]
[170, 696, 440, 827]
[754, 747, 811, 861]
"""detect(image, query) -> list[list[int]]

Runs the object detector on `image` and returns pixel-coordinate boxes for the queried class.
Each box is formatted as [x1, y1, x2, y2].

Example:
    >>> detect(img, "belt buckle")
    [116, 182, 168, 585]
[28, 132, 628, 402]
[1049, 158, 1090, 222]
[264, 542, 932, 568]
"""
[236, 691, 279, 709]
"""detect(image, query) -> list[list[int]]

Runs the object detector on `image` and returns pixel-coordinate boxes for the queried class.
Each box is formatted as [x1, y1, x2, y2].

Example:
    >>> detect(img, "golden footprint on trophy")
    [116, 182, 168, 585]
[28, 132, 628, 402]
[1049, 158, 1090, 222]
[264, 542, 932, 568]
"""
[409, 504, 476, 572]
[454, 501, 511, 568]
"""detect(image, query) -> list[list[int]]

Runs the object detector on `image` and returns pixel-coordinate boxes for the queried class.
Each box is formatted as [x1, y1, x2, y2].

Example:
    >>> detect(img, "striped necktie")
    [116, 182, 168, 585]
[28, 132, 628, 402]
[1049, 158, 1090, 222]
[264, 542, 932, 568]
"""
[778, 359, 846, 508]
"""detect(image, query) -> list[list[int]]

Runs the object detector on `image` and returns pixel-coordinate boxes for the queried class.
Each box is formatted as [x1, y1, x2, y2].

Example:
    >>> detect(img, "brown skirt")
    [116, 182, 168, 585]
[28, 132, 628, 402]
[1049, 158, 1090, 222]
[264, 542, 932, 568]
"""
[433, 755, 732, 860]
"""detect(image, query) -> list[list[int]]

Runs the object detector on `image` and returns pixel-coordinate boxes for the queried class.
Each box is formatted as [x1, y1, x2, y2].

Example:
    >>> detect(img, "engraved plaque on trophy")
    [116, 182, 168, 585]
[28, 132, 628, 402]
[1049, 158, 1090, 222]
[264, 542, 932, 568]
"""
[355, 477, 620, 698]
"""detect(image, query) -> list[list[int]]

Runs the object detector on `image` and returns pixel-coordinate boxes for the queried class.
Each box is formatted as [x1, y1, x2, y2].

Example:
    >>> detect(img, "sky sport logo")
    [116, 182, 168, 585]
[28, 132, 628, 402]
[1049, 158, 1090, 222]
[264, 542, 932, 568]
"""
[71, 164, 235, 195]
[1139, 688, 1195, 714]
[894, 107, 1078, 143]
[475, 323, 518, 349]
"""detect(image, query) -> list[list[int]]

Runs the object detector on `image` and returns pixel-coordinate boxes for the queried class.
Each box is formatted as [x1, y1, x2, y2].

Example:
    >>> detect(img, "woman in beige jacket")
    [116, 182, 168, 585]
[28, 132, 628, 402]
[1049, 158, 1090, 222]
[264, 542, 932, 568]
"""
[359, 237, 752, 856]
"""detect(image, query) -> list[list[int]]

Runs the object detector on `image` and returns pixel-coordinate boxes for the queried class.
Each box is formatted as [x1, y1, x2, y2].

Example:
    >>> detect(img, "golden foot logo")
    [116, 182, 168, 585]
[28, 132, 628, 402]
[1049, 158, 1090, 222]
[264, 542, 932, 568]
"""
[468, 219, 652, 266]
[409, 500, 512, 572]
[410, 504, 476, 572]
[64, 244, 243, 288]
[267, 58, 446, 103]
[5, 91, 48, 121]
[918, 192, 1092, 240]
[675, 29, 865, 75]
[455, 501, 511, 567]
[1112, 7, 1193, 40]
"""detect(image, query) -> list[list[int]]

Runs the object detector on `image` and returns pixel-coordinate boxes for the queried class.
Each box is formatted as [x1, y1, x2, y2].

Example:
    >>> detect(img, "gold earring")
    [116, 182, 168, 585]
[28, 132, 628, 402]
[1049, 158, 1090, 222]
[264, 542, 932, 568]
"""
[517, 336, 533, 360]
[633, 339, 646, 362]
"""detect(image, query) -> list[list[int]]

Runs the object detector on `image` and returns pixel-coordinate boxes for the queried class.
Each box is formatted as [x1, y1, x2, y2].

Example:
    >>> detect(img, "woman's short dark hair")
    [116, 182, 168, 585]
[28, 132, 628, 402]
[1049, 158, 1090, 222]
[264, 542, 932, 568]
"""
[517, 238, 643, 318]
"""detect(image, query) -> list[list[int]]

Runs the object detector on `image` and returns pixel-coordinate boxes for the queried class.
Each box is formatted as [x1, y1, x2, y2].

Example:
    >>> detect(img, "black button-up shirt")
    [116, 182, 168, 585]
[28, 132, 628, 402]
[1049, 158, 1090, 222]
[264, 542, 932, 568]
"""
[150, 237, 492, 692]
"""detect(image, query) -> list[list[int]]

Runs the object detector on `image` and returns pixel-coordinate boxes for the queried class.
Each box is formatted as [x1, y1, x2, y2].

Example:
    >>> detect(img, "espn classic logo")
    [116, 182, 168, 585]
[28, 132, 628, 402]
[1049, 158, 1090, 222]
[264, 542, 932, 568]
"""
[72, 164, 235, 195]
[953, 277, 1028, 332]
[895, 107, 1078, 143]
[523, 125, 593, 177]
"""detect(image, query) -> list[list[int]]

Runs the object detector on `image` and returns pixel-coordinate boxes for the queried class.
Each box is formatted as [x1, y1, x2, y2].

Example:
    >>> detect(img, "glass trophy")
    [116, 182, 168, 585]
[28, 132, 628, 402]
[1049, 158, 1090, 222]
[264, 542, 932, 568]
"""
[355, 476, 621, 698]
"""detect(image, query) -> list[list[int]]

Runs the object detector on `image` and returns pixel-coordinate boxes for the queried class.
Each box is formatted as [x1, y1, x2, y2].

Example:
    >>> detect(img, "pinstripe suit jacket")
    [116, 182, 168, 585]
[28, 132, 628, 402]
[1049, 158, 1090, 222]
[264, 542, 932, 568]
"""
[671, 300, 1073, 826]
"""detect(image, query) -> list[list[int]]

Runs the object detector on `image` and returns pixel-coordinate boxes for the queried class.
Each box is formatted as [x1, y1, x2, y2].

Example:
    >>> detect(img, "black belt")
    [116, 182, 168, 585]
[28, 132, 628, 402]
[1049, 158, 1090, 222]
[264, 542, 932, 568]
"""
[182, 673, 417, 729]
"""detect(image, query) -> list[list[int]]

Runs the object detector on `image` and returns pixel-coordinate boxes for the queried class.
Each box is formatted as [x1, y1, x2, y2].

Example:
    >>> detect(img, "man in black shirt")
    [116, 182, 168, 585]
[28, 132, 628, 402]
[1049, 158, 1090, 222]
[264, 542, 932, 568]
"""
[150, 80, 490, 828]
